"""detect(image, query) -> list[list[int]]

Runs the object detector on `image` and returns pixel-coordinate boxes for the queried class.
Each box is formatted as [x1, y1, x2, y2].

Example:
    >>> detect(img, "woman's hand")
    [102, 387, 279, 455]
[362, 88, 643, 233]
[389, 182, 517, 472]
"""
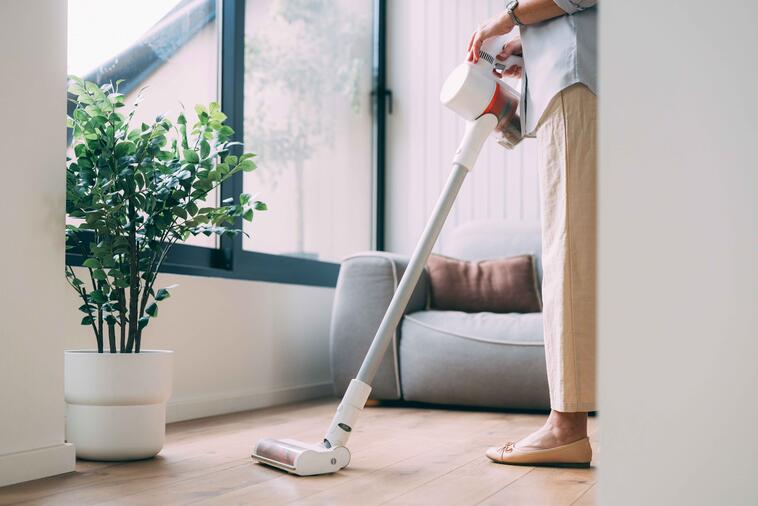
[494, 37, 523, 79]
[467, 12, 515, 63]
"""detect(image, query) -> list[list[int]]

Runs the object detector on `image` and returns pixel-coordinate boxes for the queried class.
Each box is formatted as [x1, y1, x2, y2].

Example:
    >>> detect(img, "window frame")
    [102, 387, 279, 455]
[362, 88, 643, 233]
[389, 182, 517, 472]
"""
[65, 0, 388, 288]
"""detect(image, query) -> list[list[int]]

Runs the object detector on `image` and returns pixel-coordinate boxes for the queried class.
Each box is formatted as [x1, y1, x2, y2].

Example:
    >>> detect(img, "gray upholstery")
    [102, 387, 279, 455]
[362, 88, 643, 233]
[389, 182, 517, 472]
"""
[329, 221, 549, 410]
[400, 311, 549, 409]
[330, 252, 428, 400]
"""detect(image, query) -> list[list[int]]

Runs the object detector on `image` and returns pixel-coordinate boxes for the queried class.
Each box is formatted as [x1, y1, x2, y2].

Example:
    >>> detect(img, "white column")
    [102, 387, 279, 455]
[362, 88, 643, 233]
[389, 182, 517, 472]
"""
[599, 1, 758, 504]
[0, 0, 75, 487]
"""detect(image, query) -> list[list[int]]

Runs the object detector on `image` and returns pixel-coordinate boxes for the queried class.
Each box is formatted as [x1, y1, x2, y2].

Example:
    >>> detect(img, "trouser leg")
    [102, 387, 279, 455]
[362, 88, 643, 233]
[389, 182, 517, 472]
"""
[535, 84, 597, 413]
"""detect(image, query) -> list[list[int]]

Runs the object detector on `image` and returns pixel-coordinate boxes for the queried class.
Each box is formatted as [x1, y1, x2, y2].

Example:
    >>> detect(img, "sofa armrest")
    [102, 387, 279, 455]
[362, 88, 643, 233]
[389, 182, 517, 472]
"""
[330, 252, 429, 400]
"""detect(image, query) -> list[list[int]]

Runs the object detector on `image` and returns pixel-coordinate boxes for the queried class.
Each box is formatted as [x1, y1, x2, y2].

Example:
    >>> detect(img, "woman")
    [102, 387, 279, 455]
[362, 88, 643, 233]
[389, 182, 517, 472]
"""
[468, 0, 598, 467]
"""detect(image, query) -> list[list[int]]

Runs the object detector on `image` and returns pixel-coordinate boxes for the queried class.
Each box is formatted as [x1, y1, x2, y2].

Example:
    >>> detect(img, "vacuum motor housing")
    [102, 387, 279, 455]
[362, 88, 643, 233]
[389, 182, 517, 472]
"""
[440, 35, 523, 149]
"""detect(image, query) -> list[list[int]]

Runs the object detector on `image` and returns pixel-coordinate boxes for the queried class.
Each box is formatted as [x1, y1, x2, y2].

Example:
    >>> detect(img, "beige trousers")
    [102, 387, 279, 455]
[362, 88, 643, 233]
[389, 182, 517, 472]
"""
[535, 84, 597, 413]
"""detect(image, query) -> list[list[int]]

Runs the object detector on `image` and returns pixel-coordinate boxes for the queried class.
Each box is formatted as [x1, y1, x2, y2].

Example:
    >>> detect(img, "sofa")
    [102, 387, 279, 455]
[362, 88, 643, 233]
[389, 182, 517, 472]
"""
[329, 220, 550, 411]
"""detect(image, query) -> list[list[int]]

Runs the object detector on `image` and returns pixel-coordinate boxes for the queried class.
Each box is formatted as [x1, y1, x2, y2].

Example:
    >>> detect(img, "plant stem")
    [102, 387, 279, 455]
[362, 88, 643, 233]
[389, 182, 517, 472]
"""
[126, 197, 139, 353]
[118, 288, 126, 352]
[107, 320, 116, 353]
[97, 305, 104, 353]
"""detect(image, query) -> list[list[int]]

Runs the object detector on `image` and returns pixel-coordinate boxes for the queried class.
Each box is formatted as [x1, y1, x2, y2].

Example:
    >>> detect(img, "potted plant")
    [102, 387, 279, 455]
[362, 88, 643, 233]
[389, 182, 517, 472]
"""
[64, 77, 265, 460]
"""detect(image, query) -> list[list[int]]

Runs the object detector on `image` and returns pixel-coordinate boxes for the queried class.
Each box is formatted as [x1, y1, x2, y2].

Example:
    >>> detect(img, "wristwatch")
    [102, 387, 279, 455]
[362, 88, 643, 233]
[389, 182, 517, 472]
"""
[505, 0, 524, 27]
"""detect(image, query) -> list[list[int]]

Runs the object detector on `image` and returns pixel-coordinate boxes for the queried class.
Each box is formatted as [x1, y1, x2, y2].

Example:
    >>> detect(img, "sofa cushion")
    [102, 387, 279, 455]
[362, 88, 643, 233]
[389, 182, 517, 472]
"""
[426, 253, 542, 314]
[399, 310, 550, 410]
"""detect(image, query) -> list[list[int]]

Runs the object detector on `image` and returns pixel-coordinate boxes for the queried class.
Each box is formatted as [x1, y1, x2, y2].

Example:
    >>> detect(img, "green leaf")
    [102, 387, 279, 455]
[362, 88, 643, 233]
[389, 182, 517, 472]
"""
[114, 141, 135, 158]
[172, 206, 187, 220]
[92, 269, 107, 281]
[211, 111, 227, 123]
[89, 291, 107, 304]
[81, 315, 94, 325]
[254, 201, 268, 211]
[138, 316, 150, 330]
[114, 277, 130, 289]
[82, 258, 100, 269]
[183, 149, 199, 164]
[200, 140, 210, 159]
[155, 288, 171, 301]
[186, 201, 198, 216]
[243, 209, 254, 222]
[146, 302, 158, 317]
[68, 83, 86, 96]
[238, 159, 256, 172]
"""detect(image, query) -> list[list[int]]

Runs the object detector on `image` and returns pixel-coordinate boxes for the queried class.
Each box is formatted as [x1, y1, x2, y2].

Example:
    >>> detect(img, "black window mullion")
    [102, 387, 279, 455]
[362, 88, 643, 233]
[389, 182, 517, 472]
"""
[373, 0, 389, 252]
[219, 0, 246, 270]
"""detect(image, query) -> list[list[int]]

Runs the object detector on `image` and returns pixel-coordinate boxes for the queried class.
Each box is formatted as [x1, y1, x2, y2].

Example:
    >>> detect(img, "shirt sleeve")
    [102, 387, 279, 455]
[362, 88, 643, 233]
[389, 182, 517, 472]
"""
[552, 0, 597, 15]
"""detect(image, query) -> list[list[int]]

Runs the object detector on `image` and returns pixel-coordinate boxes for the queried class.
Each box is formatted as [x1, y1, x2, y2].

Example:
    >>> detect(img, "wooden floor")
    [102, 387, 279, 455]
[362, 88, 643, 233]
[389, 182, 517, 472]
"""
[0, 399, 598, 505]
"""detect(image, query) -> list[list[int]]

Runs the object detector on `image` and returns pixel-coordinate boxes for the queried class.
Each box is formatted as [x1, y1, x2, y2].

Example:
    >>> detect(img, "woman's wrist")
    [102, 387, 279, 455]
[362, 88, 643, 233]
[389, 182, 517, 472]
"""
[507, 0, 567, 25]
[498, 12, 516, 33]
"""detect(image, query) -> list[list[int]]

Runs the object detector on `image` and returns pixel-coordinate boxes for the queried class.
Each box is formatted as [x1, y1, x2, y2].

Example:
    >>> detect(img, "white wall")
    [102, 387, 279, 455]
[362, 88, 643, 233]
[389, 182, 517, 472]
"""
[386, 0, 540, 255]
[64, 272, 335, 423]
[599, 2, 758, 504]
[0, 0, 76, 487]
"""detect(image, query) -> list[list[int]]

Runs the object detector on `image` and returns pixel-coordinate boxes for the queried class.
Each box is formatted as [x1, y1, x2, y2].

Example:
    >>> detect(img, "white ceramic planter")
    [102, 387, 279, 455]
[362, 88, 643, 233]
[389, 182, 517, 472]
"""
[64, 350, 174, 461]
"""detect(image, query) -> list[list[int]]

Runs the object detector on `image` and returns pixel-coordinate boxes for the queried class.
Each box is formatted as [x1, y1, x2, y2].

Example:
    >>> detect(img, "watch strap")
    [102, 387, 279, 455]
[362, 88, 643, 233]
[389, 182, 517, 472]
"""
[506, 0, 525, 26]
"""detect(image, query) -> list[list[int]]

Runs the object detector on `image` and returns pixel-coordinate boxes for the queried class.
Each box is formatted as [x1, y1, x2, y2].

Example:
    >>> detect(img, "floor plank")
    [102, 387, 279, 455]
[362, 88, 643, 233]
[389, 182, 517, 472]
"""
[477, 466, 597, 506]
[0, 399, 597, 506]
[571, 484, 597, 506]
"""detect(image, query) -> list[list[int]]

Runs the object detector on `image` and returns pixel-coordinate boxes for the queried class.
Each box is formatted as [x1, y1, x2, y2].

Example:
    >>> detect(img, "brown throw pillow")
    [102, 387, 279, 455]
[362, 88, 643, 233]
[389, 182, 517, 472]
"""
[426, 254, 542, 313]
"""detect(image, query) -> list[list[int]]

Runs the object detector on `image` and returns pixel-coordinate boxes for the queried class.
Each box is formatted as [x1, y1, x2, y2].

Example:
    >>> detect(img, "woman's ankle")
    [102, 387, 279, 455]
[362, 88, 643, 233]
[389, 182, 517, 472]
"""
[546, 410, 588, 441]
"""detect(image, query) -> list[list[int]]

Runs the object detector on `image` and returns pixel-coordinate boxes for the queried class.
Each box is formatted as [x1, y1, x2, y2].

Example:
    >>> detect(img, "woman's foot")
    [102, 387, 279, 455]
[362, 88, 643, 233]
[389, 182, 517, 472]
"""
[486, 410, 592, 467]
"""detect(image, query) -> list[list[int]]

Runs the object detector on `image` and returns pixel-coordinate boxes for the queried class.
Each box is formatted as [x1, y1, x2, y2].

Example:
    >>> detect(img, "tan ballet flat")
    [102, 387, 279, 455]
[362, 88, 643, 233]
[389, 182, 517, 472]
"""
[486, 437, 592, 468]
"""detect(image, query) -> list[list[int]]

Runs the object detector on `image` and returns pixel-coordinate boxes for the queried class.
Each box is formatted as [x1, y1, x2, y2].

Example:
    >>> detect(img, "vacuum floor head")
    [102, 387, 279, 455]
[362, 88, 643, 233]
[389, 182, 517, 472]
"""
[252, 438, 350, 476]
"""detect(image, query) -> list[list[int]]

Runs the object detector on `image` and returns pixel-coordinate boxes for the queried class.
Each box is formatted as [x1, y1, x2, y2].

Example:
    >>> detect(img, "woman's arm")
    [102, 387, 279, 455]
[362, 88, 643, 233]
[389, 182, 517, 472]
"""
[467, 0, 597, 62]
[516, 0, 597, 23]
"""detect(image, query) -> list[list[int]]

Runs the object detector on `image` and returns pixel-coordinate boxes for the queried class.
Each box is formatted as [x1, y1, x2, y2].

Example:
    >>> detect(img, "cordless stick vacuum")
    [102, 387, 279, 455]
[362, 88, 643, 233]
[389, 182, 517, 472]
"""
[252, 36, 523, 476]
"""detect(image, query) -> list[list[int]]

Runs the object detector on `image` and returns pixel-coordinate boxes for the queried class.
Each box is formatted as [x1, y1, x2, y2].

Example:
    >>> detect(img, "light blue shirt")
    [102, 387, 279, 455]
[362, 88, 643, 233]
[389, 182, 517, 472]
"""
[520, 0, 597, 135]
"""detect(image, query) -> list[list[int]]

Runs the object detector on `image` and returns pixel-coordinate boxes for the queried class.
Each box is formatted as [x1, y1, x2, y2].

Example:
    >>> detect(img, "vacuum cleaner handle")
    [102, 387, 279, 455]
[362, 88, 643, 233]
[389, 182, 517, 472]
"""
[323, 113, 498, 449]
[357, 112, 497, 385]
[495, 55, 524, 72]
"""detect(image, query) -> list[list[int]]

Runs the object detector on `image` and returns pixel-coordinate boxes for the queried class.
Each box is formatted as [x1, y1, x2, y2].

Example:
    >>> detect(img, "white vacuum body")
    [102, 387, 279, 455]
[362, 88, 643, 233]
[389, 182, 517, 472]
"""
[251, 34, 523, 477]
[440, 35, 524, 149]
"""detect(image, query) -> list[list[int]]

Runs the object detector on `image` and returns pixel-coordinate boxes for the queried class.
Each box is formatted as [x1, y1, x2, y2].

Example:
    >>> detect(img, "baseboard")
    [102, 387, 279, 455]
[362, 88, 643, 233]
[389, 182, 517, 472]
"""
[0, 443, 76, 488]
[166, 381, 335, 423]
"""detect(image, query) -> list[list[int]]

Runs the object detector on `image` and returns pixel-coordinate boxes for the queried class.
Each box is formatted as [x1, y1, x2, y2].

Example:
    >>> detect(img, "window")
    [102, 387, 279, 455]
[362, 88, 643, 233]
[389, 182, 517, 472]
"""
[66, 0, 387, 287]
[67, 0, 221, 248]
[242, 0, 375, 262]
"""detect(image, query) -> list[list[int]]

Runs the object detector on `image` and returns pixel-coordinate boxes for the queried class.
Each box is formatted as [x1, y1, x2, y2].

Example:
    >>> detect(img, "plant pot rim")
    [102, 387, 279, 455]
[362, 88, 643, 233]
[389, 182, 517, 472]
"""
[65, 349, 173, 355]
